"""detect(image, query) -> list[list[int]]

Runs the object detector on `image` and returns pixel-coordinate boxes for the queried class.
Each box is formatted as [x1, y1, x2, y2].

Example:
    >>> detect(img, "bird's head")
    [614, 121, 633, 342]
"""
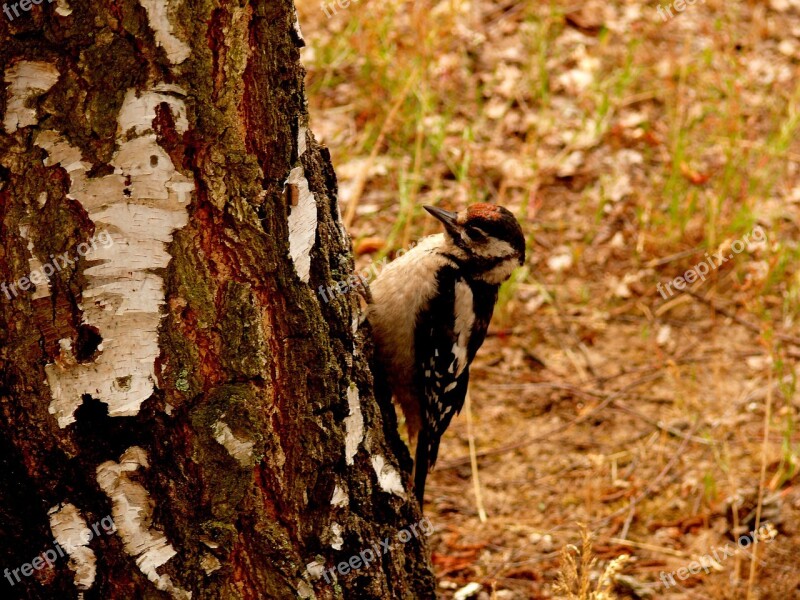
[424, 203, 526, 284]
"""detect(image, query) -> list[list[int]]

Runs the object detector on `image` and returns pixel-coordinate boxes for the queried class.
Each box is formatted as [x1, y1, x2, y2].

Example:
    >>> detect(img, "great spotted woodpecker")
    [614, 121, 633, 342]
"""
[367, 203, 525, 505]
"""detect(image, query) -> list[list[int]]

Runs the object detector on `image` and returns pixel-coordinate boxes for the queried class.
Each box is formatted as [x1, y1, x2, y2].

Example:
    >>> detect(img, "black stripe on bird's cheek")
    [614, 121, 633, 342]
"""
[463, 255, 508, 279]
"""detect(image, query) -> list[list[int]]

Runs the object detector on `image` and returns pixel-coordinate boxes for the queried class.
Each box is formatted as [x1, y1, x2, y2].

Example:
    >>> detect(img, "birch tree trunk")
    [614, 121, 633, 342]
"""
[0, 1, 435, 598]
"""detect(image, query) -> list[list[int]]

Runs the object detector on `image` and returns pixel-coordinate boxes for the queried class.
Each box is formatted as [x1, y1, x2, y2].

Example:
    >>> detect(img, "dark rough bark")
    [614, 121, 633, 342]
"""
[0, 1, 436, 598]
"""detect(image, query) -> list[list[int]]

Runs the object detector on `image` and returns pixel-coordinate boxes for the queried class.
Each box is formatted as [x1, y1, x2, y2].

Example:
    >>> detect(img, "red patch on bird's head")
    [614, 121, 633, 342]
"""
[465, 203, 503, 221]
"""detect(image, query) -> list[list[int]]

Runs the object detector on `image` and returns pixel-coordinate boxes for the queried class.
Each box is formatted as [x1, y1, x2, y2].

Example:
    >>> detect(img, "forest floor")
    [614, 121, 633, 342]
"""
[296, 0, 800, 598]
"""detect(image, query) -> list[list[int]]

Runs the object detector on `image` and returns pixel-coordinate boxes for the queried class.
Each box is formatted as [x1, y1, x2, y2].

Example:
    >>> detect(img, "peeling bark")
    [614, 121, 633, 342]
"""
[0, 1, 436, 598]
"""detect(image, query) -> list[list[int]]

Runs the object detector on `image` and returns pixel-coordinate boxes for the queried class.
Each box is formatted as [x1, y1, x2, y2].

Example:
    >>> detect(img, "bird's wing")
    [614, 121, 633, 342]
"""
[413, 277, 495, 502]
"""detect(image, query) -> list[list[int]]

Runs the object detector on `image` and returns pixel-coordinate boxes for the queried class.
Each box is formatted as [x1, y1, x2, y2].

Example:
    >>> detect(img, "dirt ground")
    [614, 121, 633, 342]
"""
[296, 0, 800, 597]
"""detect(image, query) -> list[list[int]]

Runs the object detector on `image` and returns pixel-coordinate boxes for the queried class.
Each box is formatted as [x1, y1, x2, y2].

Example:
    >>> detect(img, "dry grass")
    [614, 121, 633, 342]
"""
[554, 524, 628, 600]
[297, 0, 800, 597]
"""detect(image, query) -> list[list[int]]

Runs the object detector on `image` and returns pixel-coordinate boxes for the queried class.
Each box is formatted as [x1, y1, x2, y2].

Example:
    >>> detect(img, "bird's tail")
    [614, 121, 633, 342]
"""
[414, 428, 430, 506]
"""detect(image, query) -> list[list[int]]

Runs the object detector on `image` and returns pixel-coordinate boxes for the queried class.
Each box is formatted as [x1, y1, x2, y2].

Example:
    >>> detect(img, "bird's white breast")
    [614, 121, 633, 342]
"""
[368, 234, 450, 387]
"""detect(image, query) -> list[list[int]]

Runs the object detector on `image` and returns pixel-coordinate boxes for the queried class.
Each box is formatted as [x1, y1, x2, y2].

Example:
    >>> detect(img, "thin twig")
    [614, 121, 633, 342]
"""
[612, 400, 713, 446]
[342, 70, 418, 229]
[619, 501, 636, 541]
[488, 381, 712, 444]
[747, 364, 773, 598]
[465, 389, 488, 522]
[590, 350, 706, 384]
[608, 538, 688, 558]
[645, 247, 702, 268]
[687, 290, 800, 347]
[439, 373, 663, 470]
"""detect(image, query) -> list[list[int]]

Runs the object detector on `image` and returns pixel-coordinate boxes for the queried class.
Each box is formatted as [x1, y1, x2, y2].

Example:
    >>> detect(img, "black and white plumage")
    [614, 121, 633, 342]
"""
[367, 203, 525, 505]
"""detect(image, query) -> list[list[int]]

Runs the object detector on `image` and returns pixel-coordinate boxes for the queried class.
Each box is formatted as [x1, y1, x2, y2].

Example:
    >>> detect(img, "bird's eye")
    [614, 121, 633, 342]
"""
[465, 226, 487, 242]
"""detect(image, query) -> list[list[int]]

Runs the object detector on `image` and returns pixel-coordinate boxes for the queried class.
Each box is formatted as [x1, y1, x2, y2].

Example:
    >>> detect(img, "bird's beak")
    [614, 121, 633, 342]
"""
[423, 205, 460, 235]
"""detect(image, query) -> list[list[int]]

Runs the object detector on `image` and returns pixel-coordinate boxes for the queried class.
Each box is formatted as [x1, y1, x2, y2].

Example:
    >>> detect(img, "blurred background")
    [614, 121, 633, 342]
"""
[296, 1, 800, 597]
